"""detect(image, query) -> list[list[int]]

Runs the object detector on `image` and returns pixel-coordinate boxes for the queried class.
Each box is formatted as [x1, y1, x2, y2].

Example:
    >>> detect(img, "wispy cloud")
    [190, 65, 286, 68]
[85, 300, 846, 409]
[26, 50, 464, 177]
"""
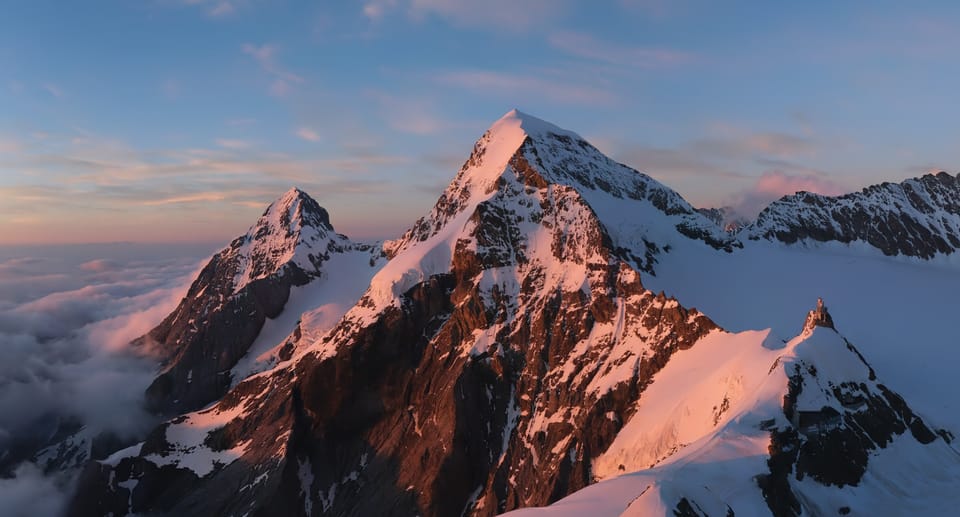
[363, 0, 397, 21]
[242, 43, 304, 97]
[612, 143, 748, 181]
[549, 30, 694, 68]
[142, 192, 228, 205]
[363, 0, 566, 30]
[296, 127, 322, 142]
[411, 0, 565, 29]
[599, 123, 838, 211]
[691, 131, 817, 161]
[41, 83, 64, 98]
[183, 0, 236, 18]
[0, 129, 415, 243]
[369, 92, 461, 135]
[208, 0, 234, 17]
[215, 138, 253, 150]
[437, 69, 615, 105]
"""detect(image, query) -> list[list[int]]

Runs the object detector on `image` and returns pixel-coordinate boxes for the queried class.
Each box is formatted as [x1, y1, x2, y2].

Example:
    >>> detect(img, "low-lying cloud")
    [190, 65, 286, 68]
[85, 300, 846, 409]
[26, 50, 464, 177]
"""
[0, 243, 215, 515]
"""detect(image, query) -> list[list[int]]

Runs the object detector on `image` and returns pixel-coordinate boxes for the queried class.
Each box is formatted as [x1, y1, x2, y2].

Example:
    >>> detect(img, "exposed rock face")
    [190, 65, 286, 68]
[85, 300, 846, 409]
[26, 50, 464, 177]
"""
[142, 188, 379, 416]
[696, 206, 750, 234]
[743, 171, 960, 258]
[68, 110, 724, 517]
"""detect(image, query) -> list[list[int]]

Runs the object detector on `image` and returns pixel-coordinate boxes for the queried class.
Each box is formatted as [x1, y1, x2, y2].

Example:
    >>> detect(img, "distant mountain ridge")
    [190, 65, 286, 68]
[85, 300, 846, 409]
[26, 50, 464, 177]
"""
[741, 171, 960, 258]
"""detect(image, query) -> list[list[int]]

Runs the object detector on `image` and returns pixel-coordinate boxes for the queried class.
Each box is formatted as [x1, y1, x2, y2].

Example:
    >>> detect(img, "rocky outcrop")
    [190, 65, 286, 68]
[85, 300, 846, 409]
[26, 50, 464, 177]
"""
[743, 171, 960, 258]
[758, 303, 946, 517]
[801, 297, 834, 333]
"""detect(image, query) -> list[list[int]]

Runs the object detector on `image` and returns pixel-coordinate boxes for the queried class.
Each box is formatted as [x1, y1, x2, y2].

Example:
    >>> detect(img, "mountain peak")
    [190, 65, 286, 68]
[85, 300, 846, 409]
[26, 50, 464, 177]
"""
[262, 186, 332, 234]
[142, 187, 367, 415]
[492, 108, 579, 141]
[384, 109, 735, 262]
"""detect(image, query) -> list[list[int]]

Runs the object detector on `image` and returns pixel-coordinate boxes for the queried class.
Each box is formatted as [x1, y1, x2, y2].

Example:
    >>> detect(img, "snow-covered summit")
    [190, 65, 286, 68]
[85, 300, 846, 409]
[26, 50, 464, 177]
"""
[142, 187, 381, 415]
[230, 186, 342, 292]
[496, 108, 579, 139]
[384, 109, 735, 267]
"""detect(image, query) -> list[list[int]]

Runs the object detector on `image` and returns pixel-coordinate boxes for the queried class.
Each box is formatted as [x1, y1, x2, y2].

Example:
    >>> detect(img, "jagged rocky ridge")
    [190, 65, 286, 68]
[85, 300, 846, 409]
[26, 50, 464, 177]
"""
[143, 188, 381, 415]
[62, 112, 960, 517]
[67, 111, 740, 516]
[742, 171, 960, 258]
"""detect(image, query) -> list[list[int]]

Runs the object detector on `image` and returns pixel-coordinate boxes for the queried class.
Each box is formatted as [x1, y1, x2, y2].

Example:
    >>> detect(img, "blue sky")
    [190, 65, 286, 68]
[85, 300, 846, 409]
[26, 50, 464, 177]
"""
[3, 0, 960, 244]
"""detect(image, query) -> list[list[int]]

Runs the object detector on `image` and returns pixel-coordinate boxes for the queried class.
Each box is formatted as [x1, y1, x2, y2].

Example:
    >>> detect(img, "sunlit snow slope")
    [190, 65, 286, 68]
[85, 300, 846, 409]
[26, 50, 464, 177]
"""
[508, 302, 960, 516]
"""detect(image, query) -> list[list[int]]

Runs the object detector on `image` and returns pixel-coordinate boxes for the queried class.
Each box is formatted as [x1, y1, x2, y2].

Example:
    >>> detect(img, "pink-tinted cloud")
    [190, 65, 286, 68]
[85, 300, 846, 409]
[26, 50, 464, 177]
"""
[142, 193, 228, 206]
[79, 259, 121, 272]
[728, 170, 848, 219]
[296, 127, 322, 142]
[363, 0, 397, 21]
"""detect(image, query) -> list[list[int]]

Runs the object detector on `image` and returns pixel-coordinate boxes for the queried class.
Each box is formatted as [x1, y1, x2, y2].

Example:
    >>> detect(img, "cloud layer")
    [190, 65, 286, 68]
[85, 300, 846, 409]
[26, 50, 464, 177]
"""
[0, 243, 213, 514]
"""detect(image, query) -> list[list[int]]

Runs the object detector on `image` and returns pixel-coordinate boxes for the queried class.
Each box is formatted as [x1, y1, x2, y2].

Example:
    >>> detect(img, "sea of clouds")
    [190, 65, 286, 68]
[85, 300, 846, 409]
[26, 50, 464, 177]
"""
[0, 242, 217, 516]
